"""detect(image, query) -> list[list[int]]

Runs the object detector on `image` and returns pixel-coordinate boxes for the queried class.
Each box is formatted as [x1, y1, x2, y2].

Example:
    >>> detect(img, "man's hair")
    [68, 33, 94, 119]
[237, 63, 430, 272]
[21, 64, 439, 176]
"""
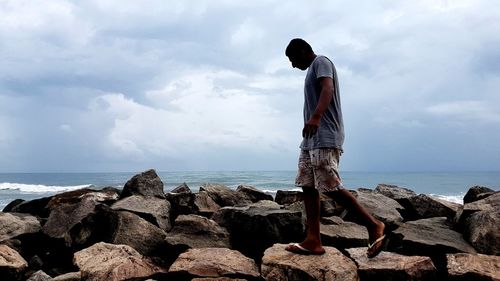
[285, 38, 313, 57]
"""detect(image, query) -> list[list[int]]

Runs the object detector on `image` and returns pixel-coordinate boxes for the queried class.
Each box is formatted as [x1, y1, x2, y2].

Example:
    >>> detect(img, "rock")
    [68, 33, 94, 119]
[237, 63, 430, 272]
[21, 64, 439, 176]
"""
[456, 192, 500, 227]
[111, 195, 172, 231]
[236, 184, 273, 202]
[213, 203, 304, 261]
[171, 182, 191, 193]
[375, 184, 417, 200]
[345, 189, 404, 228]
[194, 191, 221, 217]
[320, 216, 368, 249]
[168, 248, 260, 280]
[2, 199, 25, 212]
[446, 253, 500, 281]
[463, 210, 500, 255]
[0, 212, 41, 242]
[27, 270, 53, 281]
[167, 192, 198, 219]
[407, 194, 461, 220]
[0, 244, 28, 281]
[199, 183, 251, 207]
[47, 188, 119, 210]
[8, 197, 52, 218]
[73, 242, 166, 281]
[346, 247, 437, 281]
[192, 278, 247, 281]
[274, 190, 302, 205]
[120, 169, 166, 199]
[319, 193, 345, 217]
[165, 214, 230, 253]
[52, 272, 81, 281]
[463, 186, 495, 204]
[261, 243, 358, 281]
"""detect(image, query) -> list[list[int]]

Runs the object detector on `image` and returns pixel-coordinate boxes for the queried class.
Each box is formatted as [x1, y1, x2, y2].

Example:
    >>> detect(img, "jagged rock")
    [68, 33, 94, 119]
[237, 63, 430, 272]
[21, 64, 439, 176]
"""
[463, 186, 495, 204]
[320, 216, 368, 249]
[168, 248, 260, 280]
[27, 270, 53, 281]
[213, 203, 304, 260]
[236, 184, 273, 202]
[261, 243, 358, 281]
[463, 210, 500, 255]
[167, 192, 197, 220]
[274, 190, 302, 205]
[0, 212, 41, 241]
[111, 195, 172, 231]
[375, 184, 417, 200]
[47, 188, 119, 210]
[346, 247, 437, 280]
[171, 182, 191, 193]
[73, 242, 166, 281]
[165, 214, 230, 254]
[446, 253, 500, 281]
[456, 192, 500, 227]
[7, 197, 52, 218]
[199, 184, 251, 207]
[52, 272, 81, 281]
[319, 193, 345, 217]
[0, 245, 28, 281]
[345, 189, 404, 228]
[407, 194, 461, 220]
[2, 199, 25, 212]
[391, 217, 476, 272]
[120, 169, 165, 199]
[194, 191, 221, 217]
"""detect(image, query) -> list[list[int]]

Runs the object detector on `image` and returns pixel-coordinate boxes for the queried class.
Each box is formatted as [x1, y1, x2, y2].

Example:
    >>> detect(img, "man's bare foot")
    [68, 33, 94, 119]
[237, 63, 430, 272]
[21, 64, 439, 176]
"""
[285, 240, 325, 255]
[367, 221, 386, 258]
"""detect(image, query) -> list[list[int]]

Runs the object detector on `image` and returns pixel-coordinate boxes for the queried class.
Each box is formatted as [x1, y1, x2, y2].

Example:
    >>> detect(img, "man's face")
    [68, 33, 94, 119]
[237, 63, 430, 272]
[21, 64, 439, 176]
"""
[288, 52, 309, 71]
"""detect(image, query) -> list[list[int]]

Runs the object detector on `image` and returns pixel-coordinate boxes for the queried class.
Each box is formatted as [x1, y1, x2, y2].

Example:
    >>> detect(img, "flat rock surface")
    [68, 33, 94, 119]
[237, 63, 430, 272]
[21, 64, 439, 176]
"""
[346, 189, 404, 227]
[447, 253, 500, 281]
[0, 244, 27, 269]
[111, 195, 172, 231]
[261, 243, 359, 281]
[0, 212, 41, 241]
[320, 216, 368, 249]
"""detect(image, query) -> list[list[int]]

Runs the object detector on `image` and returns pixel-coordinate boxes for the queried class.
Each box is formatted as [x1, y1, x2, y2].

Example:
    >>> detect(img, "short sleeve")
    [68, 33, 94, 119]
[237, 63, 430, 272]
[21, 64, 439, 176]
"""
[314, 56, 334, 79]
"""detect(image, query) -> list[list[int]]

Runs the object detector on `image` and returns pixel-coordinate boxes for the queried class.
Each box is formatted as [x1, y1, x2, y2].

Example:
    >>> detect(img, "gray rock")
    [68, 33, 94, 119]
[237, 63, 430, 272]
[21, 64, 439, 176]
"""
[74, 242, 166, 281]
[171, 182, 191, 193]
[200, 183, 251, 207]
[375, 184, 417, 200]
[0, 212, 41, 242]
[261, 243, 358, 281]
[165, 214, 230, 252]
[236, 184, 273, 202]
[52, 272, 81, 281]
[167, 192, 198, 219]
[275, 190, 302, 205]
[213, 203, 304, 261]
[346, 247, 437, 281]
[111, 195, 172, 231]
[463, 210, 500, 255]
[463, 186, 495, 204]
[446, 253, 500, 281]
[120, 169, 165, 199]
[407, 194, 461, 220]
[194, 191, 221, 217]
[27, 270, 53, 281]
[0, 245, 28, 281]
[345, 189, 404, 228]
[46, 188, 119, 210]
[320, 216, 368, 249]
[456, 192, 500, 227]
[168, 248, 260, 280]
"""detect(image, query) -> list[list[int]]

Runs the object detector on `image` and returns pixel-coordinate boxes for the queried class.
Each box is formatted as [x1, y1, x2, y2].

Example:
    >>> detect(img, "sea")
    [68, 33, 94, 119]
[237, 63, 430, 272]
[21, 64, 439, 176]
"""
[1, 171, 499, 210]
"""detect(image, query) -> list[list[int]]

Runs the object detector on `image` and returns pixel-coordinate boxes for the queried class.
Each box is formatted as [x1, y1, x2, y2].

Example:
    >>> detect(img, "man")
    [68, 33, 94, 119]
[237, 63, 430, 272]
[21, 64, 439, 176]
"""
[284, 38, 386, 258]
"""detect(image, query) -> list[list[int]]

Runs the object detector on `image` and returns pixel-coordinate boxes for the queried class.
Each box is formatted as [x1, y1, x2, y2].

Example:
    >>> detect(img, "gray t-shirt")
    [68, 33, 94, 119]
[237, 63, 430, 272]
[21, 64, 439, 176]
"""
[300, 55, 344, 151]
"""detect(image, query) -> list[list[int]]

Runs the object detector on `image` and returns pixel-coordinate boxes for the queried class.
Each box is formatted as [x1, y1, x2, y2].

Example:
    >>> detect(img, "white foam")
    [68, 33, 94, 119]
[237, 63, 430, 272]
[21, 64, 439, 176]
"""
[430, 193, 464, 204]
[0, 182, 93, 193]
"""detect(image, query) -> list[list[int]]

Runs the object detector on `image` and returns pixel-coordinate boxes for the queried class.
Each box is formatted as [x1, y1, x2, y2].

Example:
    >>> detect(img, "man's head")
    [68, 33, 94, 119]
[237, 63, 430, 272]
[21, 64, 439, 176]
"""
[285, 38, 315, 70]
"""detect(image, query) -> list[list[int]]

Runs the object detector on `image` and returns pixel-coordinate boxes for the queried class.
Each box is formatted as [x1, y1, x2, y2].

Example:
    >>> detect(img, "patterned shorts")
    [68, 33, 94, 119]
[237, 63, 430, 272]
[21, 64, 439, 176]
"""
[295, 148, 343, 193]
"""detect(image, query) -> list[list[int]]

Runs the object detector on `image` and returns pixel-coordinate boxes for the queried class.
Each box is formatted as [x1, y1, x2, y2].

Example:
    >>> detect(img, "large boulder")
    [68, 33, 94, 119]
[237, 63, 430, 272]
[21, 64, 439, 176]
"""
[168, 248, 260, 281]
[120, 169, 165, 199]
[212, 202, 304, 261]
[463, 210, 500, 255]
[0, 212, 41, 242]
[47, 188, 120, 209]
[274, 190, 302, 205]
[5, 197, 52, 218]
[171, 182, 191, 193]
[345, 189, 404, 228]
[261, 243, 358, 281]
[463, 186, 495, 204]
[320, 216, 368, 249]
[236, 185, 273, 202]
[199, 184, 251, 207]
[111, 195, 172, 231]
[165, 215, 230, 253]
[0, 245, 28, 281]
[194, 191, 221, 217]
[446, 253, 500, 281]
[407, 194, 461, 220]
[167, 192, 198, 219]
[375, 184, 417, 201]
[346, 247, 437, 281]
[73, 242, 166, 281]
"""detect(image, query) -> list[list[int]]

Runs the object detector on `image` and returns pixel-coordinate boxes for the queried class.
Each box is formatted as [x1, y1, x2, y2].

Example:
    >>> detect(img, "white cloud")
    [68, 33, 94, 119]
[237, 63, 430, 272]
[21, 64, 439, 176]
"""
[427, 101, 500, 123]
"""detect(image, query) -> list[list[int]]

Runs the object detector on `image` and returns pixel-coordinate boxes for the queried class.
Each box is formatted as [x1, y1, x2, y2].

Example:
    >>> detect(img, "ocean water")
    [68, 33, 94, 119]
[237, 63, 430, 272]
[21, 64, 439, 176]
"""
[0, 171, 499, 210]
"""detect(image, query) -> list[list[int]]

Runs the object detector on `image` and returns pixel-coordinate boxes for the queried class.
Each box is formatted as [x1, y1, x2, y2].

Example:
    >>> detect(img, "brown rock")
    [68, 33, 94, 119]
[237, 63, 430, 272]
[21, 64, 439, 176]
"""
[0, 212, 41, 242]
[320, 216, 368, 249]
[168, 248, 260, 280]
[200, 183, 251, 207]
[345, 189, 404, 228]
[192, 278, 247, 281]
[407, 194, 460, 220]
[171, 182, 191, 193]
[73, 242, 166, 281]
[261, 243, 358, 281]
[447, 253, 500, 281]
[52, 272, 81, 281]
[111, 195, 172, 231]
[464, 210, 500, 255]
[463, 186, 495, 204]
[375, 184, 417, 201]
[27, 270, 53, 281]
[0, 244, 28, 280]
[346, 247, 437, 280]
[167, 192, 198, 219]
[120, 169, 166, 199]
[274, 190, 302, 205]
[236, 184, 273, 202]
[194, 191, 221, 217]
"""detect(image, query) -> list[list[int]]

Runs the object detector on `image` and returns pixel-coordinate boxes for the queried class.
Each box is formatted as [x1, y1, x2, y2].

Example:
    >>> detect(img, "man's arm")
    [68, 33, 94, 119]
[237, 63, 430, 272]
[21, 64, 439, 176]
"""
[303, 77, 334, 138]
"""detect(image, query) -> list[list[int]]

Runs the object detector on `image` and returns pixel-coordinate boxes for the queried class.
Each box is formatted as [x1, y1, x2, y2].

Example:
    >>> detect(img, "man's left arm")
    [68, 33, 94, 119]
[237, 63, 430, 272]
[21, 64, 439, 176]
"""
[303, 77, 334, 138]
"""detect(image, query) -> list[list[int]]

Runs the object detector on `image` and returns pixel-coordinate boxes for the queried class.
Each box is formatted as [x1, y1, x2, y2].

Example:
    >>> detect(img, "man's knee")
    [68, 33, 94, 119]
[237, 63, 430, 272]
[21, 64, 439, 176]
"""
[302, 186, 319, 197]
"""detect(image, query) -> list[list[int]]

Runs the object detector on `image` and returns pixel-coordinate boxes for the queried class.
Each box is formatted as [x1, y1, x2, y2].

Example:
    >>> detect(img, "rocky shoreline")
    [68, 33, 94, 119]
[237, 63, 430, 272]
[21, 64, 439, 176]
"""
[0, 169, 498, 281]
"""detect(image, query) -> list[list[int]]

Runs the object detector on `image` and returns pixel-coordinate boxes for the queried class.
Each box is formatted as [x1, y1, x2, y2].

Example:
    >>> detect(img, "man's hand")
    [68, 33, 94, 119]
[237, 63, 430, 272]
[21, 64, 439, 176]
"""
[302, 116, 321, 138]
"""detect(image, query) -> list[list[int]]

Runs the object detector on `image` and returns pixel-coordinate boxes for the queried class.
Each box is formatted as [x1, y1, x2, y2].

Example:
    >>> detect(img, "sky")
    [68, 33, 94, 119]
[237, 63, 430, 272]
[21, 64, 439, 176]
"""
[1, 0, 499, 172]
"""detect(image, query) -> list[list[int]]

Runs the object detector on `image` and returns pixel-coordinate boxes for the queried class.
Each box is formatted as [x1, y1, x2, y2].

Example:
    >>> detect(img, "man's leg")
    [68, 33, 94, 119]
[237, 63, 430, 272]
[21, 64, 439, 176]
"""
[299, 186, 324, 252]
